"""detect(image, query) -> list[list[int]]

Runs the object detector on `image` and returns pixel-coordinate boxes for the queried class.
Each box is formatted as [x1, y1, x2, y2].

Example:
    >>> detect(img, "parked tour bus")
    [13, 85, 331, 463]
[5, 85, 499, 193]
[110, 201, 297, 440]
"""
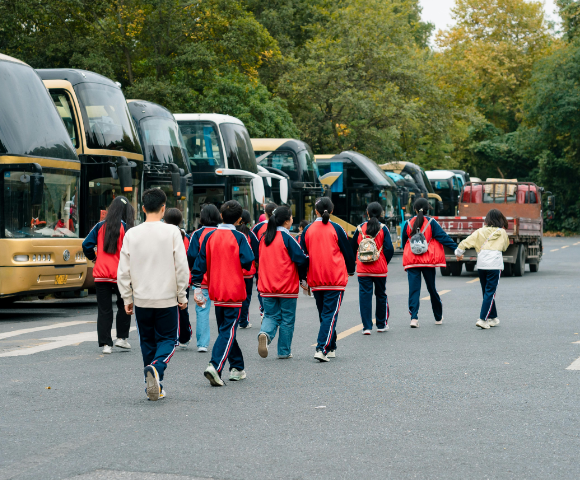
[315, 151, 404, 247]
[1, 54, 87, 303]
[251, 138, 321, 231]
[380, 161, 445, 216]
[426, 170, 462, 216]
[127, 100, 192, 228]
[175, 114, 265, 228]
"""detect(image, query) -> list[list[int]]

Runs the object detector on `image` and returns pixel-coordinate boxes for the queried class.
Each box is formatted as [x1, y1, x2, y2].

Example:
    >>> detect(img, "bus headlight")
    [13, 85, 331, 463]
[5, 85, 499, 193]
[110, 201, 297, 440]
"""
[32, 255, 36, 262]
[14, 255, 29, 262]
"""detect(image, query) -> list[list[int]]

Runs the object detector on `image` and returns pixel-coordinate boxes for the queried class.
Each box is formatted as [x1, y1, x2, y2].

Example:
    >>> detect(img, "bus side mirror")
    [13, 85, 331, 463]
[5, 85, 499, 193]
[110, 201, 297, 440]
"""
[547, 195, 555, 211]
[398, 188, 409, 207]
[30, 174, 44, 205]
[438, 201, 444, 213]
[115, 157, 134, 193]
[280, 178, 289, 205]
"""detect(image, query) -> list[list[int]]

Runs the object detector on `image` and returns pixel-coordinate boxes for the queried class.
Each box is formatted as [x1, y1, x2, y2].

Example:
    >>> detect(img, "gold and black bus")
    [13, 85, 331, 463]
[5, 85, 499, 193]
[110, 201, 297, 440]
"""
[1, 54, 86, 303]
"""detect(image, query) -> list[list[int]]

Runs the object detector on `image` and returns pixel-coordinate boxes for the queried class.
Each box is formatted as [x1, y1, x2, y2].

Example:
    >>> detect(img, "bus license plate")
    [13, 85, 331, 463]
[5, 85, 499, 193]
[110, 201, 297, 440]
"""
[55, 275, 68, 285]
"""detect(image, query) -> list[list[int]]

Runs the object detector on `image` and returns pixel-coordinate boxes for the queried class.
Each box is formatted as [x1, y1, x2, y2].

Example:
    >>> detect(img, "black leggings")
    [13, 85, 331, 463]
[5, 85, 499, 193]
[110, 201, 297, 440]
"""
[95, 282, 132, 346]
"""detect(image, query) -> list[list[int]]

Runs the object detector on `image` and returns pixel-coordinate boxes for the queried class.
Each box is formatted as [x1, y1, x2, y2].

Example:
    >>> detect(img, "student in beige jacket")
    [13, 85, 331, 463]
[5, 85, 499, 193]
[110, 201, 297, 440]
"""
[117, 188, 189, 401]
[454, 209, 510, 330]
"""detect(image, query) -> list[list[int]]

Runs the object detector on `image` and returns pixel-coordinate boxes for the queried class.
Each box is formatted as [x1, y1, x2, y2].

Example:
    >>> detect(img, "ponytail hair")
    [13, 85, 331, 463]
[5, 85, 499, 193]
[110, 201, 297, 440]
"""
[366, 201, 384, 237]
[413, 197, 430, 233]
[103, 196, 135, 254]
[315, 197, 334, 225]
[236, 209, 252, 236]
[264, 206, 292, 246]
[164, 207, 185, 240]
[264, 202, 278, 219]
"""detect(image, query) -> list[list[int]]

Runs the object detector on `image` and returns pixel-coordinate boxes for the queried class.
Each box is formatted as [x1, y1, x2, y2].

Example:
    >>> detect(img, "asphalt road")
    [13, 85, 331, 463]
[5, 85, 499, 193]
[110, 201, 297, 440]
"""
[1, 237, 579, 480]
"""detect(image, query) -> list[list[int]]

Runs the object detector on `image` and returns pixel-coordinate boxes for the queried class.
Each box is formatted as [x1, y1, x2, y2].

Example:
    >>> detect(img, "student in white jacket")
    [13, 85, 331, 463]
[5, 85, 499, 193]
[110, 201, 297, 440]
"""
[454, 209, 510, 330]
[117, 188, 189, 401]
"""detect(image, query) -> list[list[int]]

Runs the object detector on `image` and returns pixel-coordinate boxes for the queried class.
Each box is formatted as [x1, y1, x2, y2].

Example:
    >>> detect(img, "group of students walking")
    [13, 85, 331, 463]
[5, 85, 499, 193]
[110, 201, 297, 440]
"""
[83, 188, 509, 401]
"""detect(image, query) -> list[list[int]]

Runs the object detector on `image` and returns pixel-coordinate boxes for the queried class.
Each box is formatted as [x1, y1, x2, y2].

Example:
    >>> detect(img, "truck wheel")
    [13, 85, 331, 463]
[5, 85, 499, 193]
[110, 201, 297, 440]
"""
[529, 262, 539, 273]
[502, 263, 513, 277]
[450, 263, 463, 276]
[514, 244, 525, 277]
[465, 264, 475, 272]
[440, 266, 451, 276]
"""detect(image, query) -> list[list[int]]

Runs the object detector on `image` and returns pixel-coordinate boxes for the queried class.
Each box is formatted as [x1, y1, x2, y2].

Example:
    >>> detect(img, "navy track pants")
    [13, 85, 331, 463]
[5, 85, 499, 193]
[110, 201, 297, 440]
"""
[313, 290, 344, 354]
[358, 276, 389, 331]
[479, 269, 500, 320]
[178, 288, 192, 345]
[239, 278, 253, 327]
[210, 306, 244, 375]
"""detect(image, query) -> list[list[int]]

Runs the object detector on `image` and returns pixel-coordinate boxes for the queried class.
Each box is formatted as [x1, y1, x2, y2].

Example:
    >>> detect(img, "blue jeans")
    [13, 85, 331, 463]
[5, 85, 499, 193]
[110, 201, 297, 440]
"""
[239, 278, 253, 327]
[313, 290, 344, 354]
[358, 276, 388, 331]
[407, 267, 442, 321]
[211, 307, 243, 374]
[258, 297, 297, 357]
[479, 269, 500, 320]
[195, 289, 211, 348]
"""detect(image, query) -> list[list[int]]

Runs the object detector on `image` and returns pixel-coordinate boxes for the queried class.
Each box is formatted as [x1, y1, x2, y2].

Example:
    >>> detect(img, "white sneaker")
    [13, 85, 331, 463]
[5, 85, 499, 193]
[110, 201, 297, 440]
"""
[102, 345, 113, 354]
[314, 351, 329, 362]
[229, 368, 246, 381]
[115, 338, 131, 349]
[488, 318, 500, 327]
[144, 365, 160, 401]
[476, 319, 490, 329]
[179, 342, 189, 350]
[435, 317, 443, 325]
[197, 346, 208, 352]
[258, 333, 269, 358]
[327, 350, 336, 358]
[239, 323, 252, 329]
[278, 353, 293, 359]
[362, 329, 371, 335]
[377, 324, 389, 332]
[204, 364, 225, 386]
[410, 319, 419, 328]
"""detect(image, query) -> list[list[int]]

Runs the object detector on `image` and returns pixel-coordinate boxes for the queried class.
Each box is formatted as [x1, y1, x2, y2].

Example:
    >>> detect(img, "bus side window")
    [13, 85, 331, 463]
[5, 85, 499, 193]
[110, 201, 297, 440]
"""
[50, 91, 79, 149]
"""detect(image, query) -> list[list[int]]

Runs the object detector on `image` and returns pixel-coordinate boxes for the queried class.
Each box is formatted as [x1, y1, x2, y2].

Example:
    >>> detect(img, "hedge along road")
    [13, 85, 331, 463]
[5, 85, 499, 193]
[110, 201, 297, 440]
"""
[0, 237, 579, 480]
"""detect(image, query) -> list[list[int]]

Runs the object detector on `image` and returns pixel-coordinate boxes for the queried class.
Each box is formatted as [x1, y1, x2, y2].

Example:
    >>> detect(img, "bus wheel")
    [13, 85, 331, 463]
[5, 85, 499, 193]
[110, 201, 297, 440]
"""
[514, 245, 525, 277]
[440, 266, 451, 276]
[529, 261, 540, 273]
[450, 263, 463, 276]
[465, 263, 475, 272]
[502, 263, 513, 277]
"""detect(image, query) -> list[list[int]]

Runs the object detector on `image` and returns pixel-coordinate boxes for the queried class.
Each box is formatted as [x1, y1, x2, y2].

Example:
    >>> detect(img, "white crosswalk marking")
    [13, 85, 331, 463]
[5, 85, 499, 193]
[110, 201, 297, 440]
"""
[0, 321, 92, 340]
[566, 357, 580, 370]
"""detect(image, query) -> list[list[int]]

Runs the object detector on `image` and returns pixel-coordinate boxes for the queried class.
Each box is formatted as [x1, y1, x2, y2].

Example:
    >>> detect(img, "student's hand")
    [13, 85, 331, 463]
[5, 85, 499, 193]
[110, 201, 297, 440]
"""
[178, 302, 187, 310]
[348, 273, 355, 277]
[194, 297, 205, 307]
[456, 255, 464, 261]
[124, 303, 134, 315]
[300, 280, 309, 291]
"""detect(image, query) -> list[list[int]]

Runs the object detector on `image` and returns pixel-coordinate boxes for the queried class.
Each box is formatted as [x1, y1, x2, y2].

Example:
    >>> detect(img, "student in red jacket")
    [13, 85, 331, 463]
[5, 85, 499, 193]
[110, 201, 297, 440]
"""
[82, 196, 135, 354]
[187, 204, 221, 352]
[252, 202, 277, 318]
[236, 210, 260, 329]
[351, 202, 394, 335]
[192, 200, 255, 386]
[164, 208, 193, 349]
[402, 197, 458, 328]
[256, 206, 309, 359]
[295, 219, 309, 245]
[300, 197, 356, 362]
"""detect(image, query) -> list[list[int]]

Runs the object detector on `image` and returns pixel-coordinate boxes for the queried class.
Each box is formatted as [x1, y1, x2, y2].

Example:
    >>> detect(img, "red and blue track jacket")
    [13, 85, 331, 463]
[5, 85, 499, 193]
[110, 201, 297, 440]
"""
[300, 218, 356, 291]
[191, 224, 254, 307]
[252, 220, 268, 241]
[187, 226, 217, 289]
[401, 216, 457, 270]
[241, 230, 260, 278]
[351, 222, 394, 277]
[82, 221, 127, 282]
[256, 227, 309, 298]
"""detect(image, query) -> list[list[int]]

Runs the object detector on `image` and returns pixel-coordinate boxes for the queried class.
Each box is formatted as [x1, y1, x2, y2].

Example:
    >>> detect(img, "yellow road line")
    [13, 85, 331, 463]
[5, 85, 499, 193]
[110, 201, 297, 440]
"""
[311, 319, 375, 346]
[467, 278, 479, 284]
[422, 290, 451, 301]
[551, 249, 559, 252]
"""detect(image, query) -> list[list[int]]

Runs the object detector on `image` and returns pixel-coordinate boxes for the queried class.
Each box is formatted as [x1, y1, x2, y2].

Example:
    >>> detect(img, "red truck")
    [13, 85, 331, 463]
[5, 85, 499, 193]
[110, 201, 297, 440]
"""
[434, 180, 555, 277]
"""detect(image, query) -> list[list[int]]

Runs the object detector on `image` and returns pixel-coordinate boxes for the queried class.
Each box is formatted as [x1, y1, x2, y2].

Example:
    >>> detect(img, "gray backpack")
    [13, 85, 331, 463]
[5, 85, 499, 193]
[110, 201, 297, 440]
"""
[409, 218, 433, 255]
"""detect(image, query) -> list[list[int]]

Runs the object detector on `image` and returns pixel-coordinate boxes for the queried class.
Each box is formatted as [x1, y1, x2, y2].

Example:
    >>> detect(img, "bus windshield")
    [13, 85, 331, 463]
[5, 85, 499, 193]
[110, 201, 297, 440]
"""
[140, 117, 187, 170]
[2, 168, 80, 239]
[75, 83, 141, 154]
[0, 61, 77, 160]
[178, 121, 224, 172]
[220, 123, 258, 173]
[298, 147, 319, 183]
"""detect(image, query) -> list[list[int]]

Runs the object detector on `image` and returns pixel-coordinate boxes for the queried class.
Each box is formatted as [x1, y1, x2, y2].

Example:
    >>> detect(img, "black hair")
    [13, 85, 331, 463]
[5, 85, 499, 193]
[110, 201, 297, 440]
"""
[413, 197, 430, 233]
[220, 200, 243, 224]
[485, 209, 508, 229]
[264, 206, 292, 246]
[142, 188, 167, 214]
[299, 220, 309, 231]
[315, 197, 333, 224]
[164, 207, 185, 240]
[200, 204, 221, 227]
[104, 196, 135, 254]
[236, 209, 252, 236]
[265, 202, 278, 219]
[366, 201, 384, 237]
